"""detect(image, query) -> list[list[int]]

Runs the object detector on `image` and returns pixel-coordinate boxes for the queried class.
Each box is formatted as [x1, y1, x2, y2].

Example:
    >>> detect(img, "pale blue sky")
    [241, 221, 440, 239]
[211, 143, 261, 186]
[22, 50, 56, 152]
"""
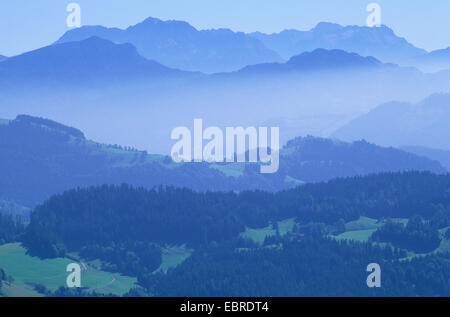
[1, 0, 449, 56]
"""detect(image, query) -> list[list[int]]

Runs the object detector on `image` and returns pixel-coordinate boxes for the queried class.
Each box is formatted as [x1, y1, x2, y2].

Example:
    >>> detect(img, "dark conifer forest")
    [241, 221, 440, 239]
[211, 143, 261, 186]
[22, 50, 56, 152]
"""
[18, 171, 450, 296]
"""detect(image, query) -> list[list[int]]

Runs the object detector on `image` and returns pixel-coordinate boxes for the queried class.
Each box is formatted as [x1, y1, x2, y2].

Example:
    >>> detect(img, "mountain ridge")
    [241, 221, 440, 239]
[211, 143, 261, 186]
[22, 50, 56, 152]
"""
[249, 22, 426, 63]
[56, 17, 283, 73]
[333, 93, 450, 149]
[410, 47, 450, 72]
[0, 36, 195, 88]
[233, 48, 385, 76]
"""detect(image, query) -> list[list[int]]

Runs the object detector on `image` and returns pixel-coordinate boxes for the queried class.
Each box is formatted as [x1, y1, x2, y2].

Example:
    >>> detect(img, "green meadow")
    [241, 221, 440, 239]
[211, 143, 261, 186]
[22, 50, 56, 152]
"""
[155, 245, 193, 273]
[0, 242, 194, 296]
[240, 218, 296, 245]
[333, 229, 378, 242]
[0, 243, 137, 296]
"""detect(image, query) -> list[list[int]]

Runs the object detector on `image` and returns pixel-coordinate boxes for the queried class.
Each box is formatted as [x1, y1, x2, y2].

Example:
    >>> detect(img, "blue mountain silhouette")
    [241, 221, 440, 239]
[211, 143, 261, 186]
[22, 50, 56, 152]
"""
[250, 22, 426, 63]
[56, 17, 283, 73]
[235, 48, 384, 75]
[333, 93, 450, 149]
[411, 47, 450, 72]
[0, 36, 193, 87]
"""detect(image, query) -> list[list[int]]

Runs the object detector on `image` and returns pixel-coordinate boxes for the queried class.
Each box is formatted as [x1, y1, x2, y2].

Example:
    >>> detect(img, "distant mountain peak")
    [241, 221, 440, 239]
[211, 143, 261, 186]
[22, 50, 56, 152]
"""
[237, 48, 384, 75]
[130, 16, 197, 32]
[141, 16, 162, 24]
[287, 48, 381, 69]
[313, 21, 343, 32]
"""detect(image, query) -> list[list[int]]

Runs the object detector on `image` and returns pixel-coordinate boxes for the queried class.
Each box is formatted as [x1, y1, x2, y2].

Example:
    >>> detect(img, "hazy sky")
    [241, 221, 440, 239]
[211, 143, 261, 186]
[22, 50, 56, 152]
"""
[1, 0, 449, 56]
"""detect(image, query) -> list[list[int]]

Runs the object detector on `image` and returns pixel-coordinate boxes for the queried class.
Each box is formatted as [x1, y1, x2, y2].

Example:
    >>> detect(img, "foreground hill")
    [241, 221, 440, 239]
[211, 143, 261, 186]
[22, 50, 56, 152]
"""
[333, 93, 450, 149]
[21, 171, 450, 296]
[24, 171, 450, 251]
[55, 17, 282, 73]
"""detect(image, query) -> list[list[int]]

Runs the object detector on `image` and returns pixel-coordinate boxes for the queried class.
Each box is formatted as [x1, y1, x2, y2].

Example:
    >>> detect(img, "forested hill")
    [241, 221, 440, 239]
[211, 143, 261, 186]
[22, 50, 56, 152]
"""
[0, 115, 446, 212]
[21, 171, 450, 296]
[278, 136, 446, 182]
[0, 114, 247, 208]
[24, 171, 450, 256]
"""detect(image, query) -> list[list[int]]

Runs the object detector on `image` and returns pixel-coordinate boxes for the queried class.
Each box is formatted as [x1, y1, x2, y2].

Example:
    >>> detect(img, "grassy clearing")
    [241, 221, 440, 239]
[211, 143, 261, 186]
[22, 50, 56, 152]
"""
[71, 139, 168, 168]
[332, 217, 410, 243]
[432, 226, 450, 255]
[1, 281, 43, 297]
[0, 243, 136, 296]
[155, 245, 193, 273]
[345, 216, 381, 231]
[284, 175, 305, 186]
[333, 229, 377, 243]
[240, 218, 296, 245]
[95, 144, 166, 167]
[432, 238, 450, 254]
[209, 163, 245, 178]
[278, 218, 297, 236]
[0, 118, 10, 126]
[241, 226, 275, 245]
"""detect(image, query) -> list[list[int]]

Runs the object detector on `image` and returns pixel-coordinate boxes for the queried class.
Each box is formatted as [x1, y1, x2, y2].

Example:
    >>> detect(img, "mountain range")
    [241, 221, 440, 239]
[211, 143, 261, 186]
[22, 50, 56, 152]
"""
[1, 38, 389, 87]
[1, 37, 449, 153]
[55, 17, 283, 73]
[1, 16, 450, 156]
[55, 18, 432, 73]
[249, 22, 426, 63]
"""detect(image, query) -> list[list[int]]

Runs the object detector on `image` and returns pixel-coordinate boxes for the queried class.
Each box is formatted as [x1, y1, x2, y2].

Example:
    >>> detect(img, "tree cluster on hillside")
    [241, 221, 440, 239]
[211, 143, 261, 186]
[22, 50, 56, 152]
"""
[370, 216, 442, 253]
[80, 241, 162, 276]
[23, 172, 450, 255]
[0, 212, 24, 245]
[33, 284, 117, 297]
[0, 268, 5, 291]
